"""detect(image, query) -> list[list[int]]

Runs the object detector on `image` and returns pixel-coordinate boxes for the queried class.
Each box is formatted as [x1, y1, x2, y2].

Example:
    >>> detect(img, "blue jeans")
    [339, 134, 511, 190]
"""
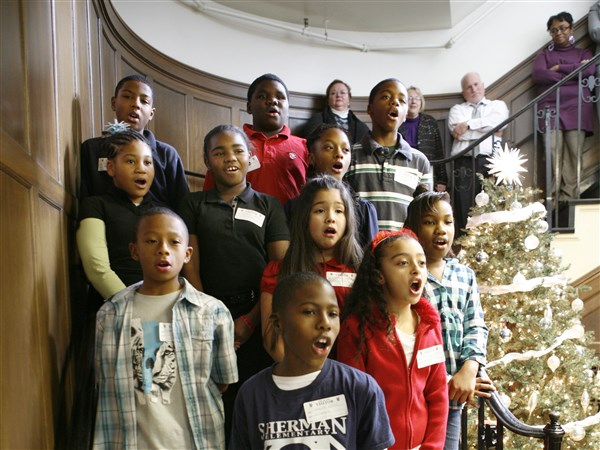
[444, 408, 462, 450]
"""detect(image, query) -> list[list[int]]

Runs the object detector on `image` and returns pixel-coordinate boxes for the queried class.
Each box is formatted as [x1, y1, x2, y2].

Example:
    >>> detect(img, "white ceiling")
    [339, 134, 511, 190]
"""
[212, 0, 486, 33]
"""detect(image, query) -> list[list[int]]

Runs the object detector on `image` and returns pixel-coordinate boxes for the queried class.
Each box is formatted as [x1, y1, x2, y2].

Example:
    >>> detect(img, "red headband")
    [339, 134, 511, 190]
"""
[370, 228, 418, 253]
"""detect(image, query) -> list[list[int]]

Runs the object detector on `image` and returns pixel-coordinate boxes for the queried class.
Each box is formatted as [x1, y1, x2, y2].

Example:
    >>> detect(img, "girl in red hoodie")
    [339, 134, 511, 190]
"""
[338, 230, 448, 450]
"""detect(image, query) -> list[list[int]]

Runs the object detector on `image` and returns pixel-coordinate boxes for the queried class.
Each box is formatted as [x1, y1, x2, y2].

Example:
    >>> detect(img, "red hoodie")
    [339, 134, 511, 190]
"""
[338, 298, 449, 450]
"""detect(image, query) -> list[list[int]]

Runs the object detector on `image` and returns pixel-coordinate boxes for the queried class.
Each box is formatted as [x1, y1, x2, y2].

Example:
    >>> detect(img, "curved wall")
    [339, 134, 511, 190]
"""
[112, 0, 594, 95]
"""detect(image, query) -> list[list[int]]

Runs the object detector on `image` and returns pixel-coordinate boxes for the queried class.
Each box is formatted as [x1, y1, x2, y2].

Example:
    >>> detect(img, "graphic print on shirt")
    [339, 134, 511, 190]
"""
[259, 416, 348, 449]
[131, 318, 177, 404]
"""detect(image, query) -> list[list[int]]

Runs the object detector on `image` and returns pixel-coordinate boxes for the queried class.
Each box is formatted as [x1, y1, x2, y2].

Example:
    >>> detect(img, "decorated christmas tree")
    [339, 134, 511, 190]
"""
[456, 145, 600, 448]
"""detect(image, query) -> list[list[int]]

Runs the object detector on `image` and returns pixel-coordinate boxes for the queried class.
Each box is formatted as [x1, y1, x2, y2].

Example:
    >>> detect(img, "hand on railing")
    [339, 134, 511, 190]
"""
[471, 373, 496, 406]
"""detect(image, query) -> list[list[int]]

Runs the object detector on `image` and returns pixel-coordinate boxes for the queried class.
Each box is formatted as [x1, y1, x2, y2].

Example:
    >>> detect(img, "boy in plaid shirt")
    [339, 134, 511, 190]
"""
[94, 208, 237, 449]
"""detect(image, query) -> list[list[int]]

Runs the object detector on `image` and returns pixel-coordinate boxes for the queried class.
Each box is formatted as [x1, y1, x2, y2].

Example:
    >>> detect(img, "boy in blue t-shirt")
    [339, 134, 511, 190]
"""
[229, 272, 394, 450]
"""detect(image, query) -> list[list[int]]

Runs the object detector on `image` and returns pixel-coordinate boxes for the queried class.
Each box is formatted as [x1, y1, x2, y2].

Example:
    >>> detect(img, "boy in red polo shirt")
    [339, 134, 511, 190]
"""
[204, 74, 308, 204]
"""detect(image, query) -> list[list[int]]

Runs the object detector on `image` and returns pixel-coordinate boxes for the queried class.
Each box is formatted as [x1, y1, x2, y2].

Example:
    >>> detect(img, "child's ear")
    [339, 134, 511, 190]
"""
[270, 313, 281, 334]
[307, 152, 315, 166]
[129, 242, 139, 261]
[147, 107, 156, 122]
[111, 96, 116, 112]
[374, 269, 385, 286]
[106, 159, 115, 177]
[366, 104, 373, 118]
[246, 101, 253, 115]
[184, 246, 193, 264]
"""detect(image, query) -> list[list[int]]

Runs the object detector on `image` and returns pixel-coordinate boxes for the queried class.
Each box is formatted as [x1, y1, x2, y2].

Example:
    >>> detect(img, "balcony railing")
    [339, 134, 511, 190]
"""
[431, 52, 600, 232]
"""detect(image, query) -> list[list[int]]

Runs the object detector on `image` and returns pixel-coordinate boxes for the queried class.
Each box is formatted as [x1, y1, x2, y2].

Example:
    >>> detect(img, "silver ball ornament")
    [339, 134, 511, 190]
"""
[524, 235, 540, 250]
[475, 191, 489, 206]
[571, 298, 584, 312]
[512, 272, 526, 285]
[475, 250, 489, 264]
[536, 220, 549, 233]
[510, 201, 522, 210]
[499, 327, 512, 343]
[570, 426, 586, 442]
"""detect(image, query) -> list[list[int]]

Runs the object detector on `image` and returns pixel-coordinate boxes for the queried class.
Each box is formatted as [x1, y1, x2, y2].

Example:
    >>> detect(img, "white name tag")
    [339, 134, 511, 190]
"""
[247, 155, 261, 173]
[416, 344, 445, 369]
[159, 323, 173, 342]
[394, 168, 419, 189]
[235, 208, 265, 227]
[326, 272, 356, 288]
[98, 157, 108, 171]
[303, 395, 348, 424]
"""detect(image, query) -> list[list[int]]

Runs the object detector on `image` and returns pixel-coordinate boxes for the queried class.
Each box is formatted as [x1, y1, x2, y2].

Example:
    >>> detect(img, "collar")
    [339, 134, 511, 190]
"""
[141, 129, 157, 149]
[363, 132, 413, 161]
[205, 183, 253, 205]
[466, 97, 490, 108]
[320, 257, 345, 271]
[243, 123, 290, 140]
[107, 184, 152, 206]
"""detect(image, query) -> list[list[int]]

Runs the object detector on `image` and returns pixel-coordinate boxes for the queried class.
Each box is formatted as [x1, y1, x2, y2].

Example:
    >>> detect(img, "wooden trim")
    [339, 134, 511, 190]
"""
[572, 266, 600, 354]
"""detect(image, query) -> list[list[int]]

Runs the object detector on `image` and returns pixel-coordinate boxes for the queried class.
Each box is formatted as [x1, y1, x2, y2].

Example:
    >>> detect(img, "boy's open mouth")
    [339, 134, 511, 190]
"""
[226, 166, 239, 172]
[134, 178, 147, 188]
[332, 161, 344, 170]
[313, 336, 332, 355]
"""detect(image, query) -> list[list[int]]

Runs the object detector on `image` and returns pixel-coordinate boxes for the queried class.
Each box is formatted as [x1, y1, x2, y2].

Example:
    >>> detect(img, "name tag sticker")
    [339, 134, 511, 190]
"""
[98, 157, 108, 171]
[326, 272, 356, 288]
[159, 323, 173, 342]
[235, 208, 265, 227]
[394, 169, 419, 189]
[416, 344, 445, 369]
[304, 395, 348, 424]
[247, 155, 261, 172]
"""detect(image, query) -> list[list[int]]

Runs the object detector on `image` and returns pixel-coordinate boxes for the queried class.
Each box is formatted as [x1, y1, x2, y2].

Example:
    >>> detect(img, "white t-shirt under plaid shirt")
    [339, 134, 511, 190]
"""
[424, 258, 488, 410]
[94, 278, 238, 449]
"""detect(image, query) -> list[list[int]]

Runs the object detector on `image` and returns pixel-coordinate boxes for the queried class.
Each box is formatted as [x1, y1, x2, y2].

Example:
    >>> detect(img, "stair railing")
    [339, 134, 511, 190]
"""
[461, 368, 565, 449]
[430, 52, 600, 231]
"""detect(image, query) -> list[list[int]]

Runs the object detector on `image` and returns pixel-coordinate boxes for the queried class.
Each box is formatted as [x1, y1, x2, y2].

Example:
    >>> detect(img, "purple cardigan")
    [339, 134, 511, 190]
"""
[532, 44, 595, 132]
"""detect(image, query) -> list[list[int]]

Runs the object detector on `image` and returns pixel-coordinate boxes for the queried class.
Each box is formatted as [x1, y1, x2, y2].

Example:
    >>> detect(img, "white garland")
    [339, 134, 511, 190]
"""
[468, 185, 599, 436]
[487, 324, 585, 368]
[563, 412, 600, 433]
[466, 201, 546, 229]
[479, 275, 569, 295]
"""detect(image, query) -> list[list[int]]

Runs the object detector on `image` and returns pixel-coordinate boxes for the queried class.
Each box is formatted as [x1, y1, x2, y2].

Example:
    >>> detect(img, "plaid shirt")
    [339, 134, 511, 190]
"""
[424, 258, 488, 409]
[345, 132, 432, 231]
[93, 279, 238, 449]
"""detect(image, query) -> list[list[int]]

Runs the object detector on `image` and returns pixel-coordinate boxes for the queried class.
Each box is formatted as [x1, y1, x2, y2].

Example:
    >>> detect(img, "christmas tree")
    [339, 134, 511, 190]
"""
[456, 145, 600, 448]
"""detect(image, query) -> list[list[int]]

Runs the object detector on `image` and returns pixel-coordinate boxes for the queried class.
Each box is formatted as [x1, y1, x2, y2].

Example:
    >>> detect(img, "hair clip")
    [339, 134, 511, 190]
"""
[370, 228, 418, 253]
[104, 120, 130, 135]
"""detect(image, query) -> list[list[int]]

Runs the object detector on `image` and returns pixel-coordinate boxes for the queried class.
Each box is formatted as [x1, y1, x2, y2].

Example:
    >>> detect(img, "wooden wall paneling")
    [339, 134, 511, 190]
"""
[187, 96, 234, 191]
[0, 1, 27, 150]
[100, 26, 118, 131]
[0, 172, 52, 450]
[23, 0, 59, 180]
[152, 81, 189, 164]
[37, 197, 71, 426]
[84, 0, 102, 141]
[55, 0, 79, 198]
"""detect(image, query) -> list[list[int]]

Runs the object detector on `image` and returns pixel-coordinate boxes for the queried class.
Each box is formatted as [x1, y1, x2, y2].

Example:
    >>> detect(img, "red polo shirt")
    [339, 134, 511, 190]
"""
[203, 124, 308, 204]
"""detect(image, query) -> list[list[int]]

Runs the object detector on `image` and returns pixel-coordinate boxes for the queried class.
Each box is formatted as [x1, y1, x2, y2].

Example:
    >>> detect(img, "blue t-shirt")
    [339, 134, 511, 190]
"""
[229, 359, 394, 450]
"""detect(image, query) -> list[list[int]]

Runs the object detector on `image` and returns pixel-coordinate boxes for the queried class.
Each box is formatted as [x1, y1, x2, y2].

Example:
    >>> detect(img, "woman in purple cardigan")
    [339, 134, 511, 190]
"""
[532, 11, 595, 200]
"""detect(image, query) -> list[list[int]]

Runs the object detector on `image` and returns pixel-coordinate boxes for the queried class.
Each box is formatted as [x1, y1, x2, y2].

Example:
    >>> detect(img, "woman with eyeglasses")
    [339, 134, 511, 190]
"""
[399, 86, 448, 192]
[532, 11, 595, 201]
[303, 79, 370, 144]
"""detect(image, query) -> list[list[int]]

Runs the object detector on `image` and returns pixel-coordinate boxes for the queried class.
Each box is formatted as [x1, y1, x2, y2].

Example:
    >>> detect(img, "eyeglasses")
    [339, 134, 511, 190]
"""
[549, 25, 571, 35]
[408, 96, 422, 102]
